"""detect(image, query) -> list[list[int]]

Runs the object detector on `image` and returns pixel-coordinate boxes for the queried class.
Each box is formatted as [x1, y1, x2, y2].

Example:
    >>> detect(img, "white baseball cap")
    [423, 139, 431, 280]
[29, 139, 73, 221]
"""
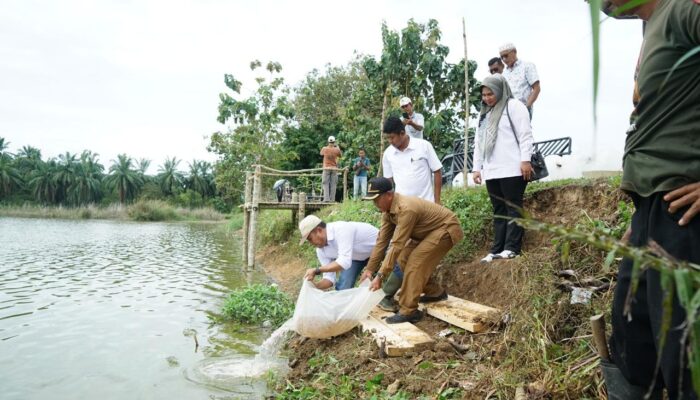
[399, 97, 412, 107]
[298, 215, 322, 245]
[328, 136, 336, 143]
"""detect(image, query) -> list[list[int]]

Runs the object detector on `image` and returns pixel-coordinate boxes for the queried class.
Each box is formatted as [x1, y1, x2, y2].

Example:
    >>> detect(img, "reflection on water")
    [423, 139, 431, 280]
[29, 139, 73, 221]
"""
[0, 217, 281, 400]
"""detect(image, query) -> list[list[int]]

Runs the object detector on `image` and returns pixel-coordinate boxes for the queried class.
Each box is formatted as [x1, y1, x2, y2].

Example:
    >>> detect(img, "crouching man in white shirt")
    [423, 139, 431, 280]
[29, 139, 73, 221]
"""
[298, 215, 378, 290]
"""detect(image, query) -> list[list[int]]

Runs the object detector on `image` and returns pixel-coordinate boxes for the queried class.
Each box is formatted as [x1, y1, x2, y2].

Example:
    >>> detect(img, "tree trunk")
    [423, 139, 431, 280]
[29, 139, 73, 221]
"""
[378, 85, 390, 177]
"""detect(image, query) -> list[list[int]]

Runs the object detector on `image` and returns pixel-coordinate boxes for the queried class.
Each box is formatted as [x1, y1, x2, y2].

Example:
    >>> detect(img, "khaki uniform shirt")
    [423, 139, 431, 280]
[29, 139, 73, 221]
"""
[366, 193, 463, 277]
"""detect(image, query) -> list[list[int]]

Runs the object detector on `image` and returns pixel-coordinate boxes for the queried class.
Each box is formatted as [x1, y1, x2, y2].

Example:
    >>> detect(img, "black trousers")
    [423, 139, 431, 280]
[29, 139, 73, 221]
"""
[485, 176, 528, 254]
[610, 192, 699, 399]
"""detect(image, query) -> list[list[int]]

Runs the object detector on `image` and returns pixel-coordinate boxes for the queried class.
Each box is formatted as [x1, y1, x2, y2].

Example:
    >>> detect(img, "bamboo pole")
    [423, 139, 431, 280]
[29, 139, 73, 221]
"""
[256, 165, 328, 174]
[462, 17, 470, 183]
[378, 85, 390, 177]
[247, 165, 261, 269]
[242, 171, 252, 265]
[343, 168, 348, 202]
[590, 314, 610, 361]
[298, 192, 306, 222]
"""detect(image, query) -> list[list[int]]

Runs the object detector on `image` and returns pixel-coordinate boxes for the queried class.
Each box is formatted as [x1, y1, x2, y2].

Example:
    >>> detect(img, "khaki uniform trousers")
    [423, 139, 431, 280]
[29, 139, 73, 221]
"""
[395, 229, 455, 315]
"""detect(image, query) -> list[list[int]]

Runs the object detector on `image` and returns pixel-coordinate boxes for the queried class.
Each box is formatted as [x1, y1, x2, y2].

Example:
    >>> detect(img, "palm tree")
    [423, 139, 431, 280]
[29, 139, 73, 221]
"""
[54, 152, 77, 204]
[17, 145, 41, 160]
[157, 157, 183, 196]
[187, 160, 214, 198]
[70, 151, 104, 205]
[29, 159, 59, 204]
[104, 154, 144, 204]
[0, 155, 22, 198]
[0, 137, 10, 156]
[15, 145, 42, 176]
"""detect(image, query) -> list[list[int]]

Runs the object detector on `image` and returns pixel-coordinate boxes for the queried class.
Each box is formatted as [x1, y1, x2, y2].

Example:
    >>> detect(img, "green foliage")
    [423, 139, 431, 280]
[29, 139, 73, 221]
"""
[208, 196, 232, 214]
[221, 284, 293, 328]
[258, 209, 299, 246]
[363, 19, 481, 158]
[210, 61, 295, 203]
[127, 199, 178, 221]
[227, 211, 244, 231]
[174, 189, 205, 209]
[441, 186, 494, 261]
[318, 200, 381, 227]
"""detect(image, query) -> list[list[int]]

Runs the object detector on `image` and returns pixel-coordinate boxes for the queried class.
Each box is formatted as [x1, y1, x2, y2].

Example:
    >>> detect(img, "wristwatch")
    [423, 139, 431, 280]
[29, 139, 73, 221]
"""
[375, 272, 384, 279]
[314, 267, 321, 276]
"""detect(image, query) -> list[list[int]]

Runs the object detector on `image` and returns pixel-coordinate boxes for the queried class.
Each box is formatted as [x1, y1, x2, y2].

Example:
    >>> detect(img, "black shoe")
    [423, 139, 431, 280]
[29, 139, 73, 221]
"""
[419, 291, 448, 303]
[385, 310, 423, 324]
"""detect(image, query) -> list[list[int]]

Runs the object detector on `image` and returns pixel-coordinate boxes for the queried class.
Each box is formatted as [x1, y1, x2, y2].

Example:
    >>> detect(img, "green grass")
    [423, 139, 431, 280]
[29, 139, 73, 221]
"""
[221, 284, 294, 328]
[0, 201, 225, 222]
[275, 350, 446, 400]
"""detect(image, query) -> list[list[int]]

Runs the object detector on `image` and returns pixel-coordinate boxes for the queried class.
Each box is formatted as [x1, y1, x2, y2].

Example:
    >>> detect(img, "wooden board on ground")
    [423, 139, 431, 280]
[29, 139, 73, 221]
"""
[360, 309, 434, 357]
[418, 295, 500, 333]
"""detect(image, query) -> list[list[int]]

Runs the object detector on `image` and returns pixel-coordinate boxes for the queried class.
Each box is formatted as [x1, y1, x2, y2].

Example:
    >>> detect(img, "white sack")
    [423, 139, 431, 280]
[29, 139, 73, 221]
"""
[291, 279, 384, 339]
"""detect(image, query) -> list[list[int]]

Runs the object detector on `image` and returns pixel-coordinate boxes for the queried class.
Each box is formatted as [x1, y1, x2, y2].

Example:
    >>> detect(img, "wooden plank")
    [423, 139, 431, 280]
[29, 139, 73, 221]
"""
[359, 309, 434, 357]
[369, 309, 434, 350]
[418, 296, 500, 333]
[360, 315, 413, 357]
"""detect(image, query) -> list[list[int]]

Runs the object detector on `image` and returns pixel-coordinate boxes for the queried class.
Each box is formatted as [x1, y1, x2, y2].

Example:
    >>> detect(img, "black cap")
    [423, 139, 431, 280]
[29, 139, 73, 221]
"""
[363, 177, 393, 200]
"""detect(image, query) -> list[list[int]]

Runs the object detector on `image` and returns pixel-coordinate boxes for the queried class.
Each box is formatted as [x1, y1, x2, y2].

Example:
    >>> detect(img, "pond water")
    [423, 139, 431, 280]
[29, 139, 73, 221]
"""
[0, 217, 283, 400]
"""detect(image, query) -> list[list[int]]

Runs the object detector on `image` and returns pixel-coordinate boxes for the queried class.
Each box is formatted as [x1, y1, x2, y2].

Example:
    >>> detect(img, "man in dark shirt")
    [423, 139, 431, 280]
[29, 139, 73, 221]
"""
[607, 1, 700, 398]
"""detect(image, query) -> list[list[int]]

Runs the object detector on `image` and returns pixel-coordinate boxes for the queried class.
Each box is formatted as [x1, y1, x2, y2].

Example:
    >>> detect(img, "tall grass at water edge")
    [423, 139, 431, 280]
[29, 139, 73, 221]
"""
[0, 200, 225, 222]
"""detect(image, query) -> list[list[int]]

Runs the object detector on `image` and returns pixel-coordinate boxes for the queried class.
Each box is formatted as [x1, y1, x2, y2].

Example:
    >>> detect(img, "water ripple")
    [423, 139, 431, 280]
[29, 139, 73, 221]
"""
[0, 217, 271, 400]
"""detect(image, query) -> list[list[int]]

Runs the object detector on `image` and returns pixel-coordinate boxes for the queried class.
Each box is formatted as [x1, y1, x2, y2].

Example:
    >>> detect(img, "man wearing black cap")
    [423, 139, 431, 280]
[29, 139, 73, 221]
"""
[360, 177, 463, 323]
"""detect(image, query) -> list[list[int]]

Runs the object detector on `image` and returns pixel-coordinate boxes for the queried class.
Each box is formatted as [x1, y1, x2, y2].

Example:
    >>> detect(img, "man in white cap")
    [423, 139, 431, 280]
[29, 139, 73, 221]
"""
[320, 136, 342, 202]
[399, 96, 425, 139]
[499, 43, 540, 119]
[298, 215, 378, 290]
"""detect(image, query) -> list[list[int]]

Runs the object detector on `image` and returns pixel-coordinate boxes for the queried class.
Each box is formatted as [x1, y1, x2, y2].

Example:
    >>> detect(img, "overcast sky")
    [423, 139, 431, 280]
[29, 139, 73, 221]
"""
[0, 0, 642, 175]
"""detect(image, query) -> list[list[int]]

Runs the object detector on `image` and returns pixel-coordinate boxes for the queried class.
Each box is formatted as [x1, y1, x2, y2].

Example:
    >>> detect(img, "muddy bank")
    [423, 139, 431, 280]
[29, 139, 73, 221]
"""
[258, 180, 626, 399]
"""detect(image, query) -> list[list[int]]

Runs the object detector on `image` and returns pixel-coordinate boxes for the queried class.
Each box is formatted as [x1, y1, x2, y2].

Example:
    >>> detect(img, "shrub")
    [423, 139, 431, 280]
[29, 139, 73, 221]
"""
[221, 284, 294, 328]
[127, 200, 178, 221]
[208, 196, 232, 214]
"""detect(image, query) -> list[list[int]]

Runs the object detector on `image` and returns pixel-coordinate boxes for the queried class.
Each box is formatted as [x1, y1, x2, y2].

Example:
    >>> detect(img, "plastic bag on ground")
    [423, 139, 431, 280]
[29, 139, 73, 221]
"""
[291, 279, 385, 339]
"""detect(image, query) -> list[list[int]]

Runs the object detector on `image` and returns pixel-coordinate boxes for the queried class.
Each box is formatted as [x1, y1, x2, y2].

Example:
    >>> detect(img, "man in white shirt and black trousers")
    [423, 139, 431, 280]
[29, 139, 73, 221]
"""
[377, 115, 443, 311]
[298, 215, 378, 290]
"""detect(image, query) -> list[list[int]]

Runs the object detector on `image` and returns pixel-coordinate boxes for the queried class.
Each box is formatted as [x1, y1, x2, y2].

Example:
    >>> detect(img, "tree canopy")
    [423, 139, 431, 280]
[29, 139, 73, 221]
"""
[209, 19, 480, 204]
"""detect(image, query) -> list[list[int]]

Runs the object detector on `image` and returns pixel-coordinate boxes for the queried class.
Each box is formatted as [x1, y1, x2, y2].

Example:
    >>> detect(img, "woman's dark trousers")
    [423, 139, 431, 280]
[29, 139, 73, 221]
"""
[485, 176, 527, 254]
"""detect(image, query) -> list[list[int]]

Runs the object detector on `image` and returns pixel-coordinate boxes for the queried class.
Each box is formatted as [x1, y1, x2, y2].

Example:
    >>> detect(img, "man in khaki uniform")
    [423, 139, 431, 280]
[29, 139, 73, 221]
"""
[361, 177, 463, 324]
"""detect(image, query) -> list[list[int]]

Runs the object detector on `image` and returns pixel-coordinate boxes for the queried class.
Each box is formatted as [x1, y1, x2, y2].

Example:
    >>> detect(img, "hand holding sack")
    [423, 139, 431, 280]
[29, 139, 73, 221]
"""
[290, 279, 384, 339]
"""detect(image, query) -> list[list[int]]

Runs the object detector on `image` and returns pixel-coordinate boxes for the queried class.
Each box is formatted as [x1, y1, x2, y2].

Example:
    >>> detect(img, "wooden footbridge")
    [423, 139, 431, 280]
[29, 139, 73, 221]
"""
[242, 164, 350, 268]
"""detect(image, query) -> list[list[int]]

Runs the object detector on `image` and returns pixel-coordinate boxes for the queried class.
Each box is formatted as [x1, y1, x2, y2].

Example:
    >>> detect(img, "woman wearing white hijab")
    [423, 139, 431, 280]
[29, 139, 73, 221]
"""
[472, 74, 535, 263]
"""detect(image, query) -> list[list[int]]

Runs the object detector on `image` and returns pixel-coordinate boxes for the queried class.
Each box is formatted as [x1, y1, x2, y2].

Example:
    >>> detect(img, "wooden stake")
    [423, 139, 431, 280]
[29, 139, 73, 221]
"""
[242, 171, 252, 266]
[247, 165, 261, 269]
[298, 191, 306, 222]
[462, 17, 470, 183]
[378, 85, 390, 177]
[343, 168, 348, 202]
[590, 314, 610, 361]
